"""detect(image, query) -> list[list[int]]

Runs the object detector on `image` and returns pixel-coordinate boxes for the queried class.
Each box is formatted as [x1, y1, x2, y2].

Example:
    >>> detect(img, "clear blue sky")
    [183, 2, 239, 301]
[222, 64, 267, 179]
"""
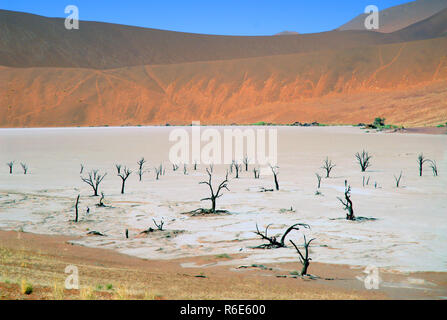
[1, 0, 411, 35]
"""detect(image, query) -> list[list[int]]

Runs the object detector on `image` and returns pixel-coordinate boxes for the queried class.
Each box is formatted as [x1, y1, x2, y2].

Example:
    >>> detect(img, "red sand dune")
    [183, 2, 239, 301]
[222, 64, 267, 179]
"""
[0, 8, 447, 127]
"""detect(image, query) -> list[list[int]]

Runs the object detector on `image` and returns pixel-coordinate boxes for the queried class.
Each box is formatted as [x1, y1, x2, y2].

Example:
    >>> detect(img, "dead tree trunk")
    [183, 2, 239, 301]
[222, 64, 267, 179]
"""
[6, 161, 14, 174]
[337, 180, 355, 220]
[355, 150, 372, 172]
[118, 167, 132, 194]
[394, 171, 403, 188]
[234, 162, 241, 178]
[270, 164, 279, 190]
[429, 160, 438, 176]
[20, 163, 28, 174]
[418, 153, 429, 177]
[137, 157, 146, 181]
[200, 169, 229, 213]
[152, 218, 164, 231]
[97, 192, 106, 207]
[321, 157, 335, 178]
[290, 236, 315, 276]
[254, 223, 310, 249]
[315, 173, 322, 189]
[253, 167, 260, 179]
[74, 194, 80, 222]
[243, 156, 249, 171]
[81, 170, 107, 196]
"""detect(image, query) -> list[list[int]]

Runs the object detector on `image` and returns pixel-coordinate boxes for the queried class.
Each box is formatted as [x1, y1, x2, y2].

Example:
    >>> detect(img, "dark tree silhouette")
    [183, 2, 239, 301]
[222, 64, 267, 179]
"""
[394, 171, 403, 188]
[270, 164, 279, 191]
[200, 169, 229, 213]
[253, 167, 260, 179]
[118, 167, 132, 194]
[137, 157, 146, 181]
[355, 150, 372, 172]
[97, 192, 106, 207]
[428, 160, 438, 176]
[254, 223, 310, 249]
[80, 164, 84, 174]
[315, 173, 322, 189]
[81, 170, 107, 196]
[418, 153, 429, 177]
[193, 160, 198, 171]
[183, 164, 188, 175]
[172, 163, 179, 171]
[337, 180, 355, 220]
[115, 164, 122, 175]
[74, 194, 80, 222]
[234, 162, 242, 178]
[321, 157, 336, 178]
[152, 218, 164, 231]
[155, 166, 162, 180]
[6, 161, 14, 174]
[20, 163, 28, 174]
[290, 236, 315, 276]
[243, 156, 250, 171]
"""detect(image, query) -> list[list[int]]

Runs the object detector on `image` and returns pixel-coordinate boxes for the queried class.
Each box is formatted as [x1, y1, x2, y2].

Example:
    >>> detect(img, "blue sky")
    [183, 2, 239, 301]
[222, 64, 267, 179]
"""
[1, 0, 411, 35]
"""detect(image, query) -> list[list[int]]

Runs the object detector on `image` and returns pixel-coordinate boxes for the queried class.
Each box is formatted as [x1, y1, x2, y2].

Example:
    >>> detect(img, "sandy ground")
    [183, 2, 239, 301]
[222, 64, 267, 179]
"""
[0, 126, 446, 299]
[1, 230, 446, 300]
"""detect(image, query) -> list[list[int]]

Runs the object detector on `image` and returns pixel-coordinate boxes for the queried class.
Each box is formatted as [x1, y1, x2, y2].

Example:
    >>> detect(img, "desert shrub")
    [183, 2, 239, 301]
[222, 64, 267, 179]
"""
[21, 279, 33, 295]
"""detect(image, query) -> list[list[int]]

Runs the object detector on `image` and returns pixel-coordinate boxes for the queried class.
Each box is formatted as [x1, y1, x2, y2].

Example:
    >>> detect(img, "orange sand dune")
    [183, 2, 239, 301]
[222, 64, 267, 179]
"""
[1, 37, 446, 127]
[1, 9, 447, 127]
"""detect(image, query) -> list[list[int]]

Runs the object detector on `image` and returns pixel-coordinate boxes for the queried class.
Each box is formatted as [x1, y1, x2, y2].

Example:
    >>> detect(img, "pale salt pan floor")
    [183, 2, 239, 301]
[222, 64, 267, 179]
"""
[0, 126, 446, 272]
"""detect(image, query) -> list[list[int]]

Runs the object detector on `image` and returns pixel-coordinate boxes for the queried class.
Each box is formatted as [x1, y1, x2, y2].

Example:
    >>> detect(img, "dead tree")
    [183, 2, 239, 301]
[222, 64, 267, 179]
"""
[137, 158, 146, 181]
[193, 161, 198, 171]
[172, 163, 179, 171]
[183, 164, 188, 175]
[270, 164, 279, 191]
[337, 180, 355, 220]
[20, 163, 28, 174]
[97, 192, 106, 207]
[118, 167, 132, 194]
[200, 169, 229, 213]
[394, 171, 403, 188]
[115, 164, 122, 175]
[428, 160, 438, 176]
[152, 218, 164, 231]
[81, 170, 107, 196]
[234, 162, 242, 178]
[80, 164, 84, 174]
[253, 167, 260, 179]
[321, 157, 336, 178]
[315, 173, 322, 189]
[6, 161, 14, 174]
[355, 150, 372, 172]
[229, 160, 235, 174]
[290, 236, 315, 276]
[418, 153, 430, 176]
[155, 166, 162, 180]
[74, 195, 80, 222]
[243, 156, 249, 171]
[254, 223, 310, 249]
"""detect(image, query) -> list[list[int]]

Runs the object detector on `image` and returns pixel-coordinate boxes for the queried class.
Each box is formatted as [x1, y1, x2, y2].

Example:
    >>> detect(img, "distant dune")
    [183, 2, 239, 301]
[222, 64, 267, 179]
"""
[274, 31, 300, 36]
[338, 0, 447, 33]
[1, 8, 447, 127]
